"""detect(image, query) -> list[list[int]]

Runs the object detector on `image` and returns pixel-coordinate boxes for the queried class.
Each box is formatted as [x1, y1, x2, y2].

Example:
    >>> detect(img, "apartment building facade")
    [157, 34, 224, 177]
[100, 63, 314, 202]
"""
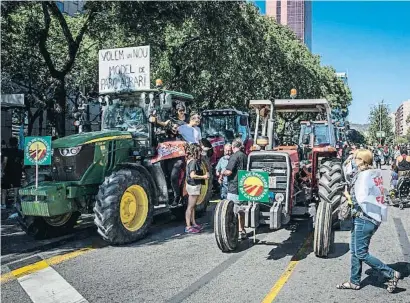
[395, 100, 410, 136]
[389, 112, 396, 135]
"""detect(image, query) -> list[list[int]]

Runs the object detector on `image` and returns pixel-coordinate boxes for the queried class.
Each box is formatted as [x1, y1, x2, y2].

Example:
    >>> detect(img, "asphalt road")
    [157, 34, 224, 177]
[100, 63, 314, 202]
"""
[1, 166, 409, 303]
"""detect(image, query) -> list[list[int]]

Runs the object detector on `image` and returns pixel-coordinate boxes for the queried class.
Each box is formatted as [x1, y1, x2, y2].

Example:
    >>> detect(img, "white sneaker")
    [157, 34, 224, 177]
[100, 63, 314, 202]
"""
[1, 205, 6, 210]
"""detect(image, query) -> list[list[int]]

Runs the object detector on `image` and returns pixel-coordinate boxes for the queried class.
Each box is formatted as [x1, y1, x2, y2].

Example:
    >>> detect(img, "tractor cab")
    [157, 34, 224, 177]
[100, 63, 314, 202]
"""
[201, 109, 252, 165]
[100, 88, 194, 145]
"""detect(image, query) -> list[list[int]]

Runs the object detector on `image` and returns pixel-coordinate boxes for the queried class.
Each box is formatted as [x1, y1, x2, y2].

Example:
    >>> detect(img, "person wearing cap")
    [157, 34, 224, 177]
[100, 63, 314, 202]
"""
[178, 112, 202, 144]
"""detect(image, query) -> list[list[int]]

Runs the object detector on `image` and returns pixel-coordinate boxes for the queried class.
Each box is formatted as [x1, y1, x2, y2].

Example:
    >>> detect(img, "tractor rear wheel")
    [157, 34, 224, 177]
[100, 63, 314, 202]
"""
[17, 211, 80, 240]
[196, 158, 213, 215]
[214, 200, 239, 252]
[94, 169, 154, 245]
[313, 201, 332, 257]
[318, 159, 343, 210]
[314, 159, 344, 257]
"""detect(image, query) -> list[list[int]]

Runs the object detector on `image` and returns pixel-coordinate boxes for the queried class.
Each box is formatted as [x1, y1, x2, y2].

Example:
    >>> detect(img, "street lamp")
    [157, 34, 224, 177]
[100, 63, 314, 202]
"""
[379, 101, 382, 145]
[374, 100, 392, 145]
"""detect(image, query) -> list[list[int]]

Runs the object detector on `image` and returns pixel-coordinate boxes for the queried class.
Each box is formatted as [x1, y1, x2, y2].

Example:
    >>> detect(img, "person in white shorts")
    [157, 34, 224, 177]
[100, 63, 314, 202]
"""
[184, 143, 209, 234]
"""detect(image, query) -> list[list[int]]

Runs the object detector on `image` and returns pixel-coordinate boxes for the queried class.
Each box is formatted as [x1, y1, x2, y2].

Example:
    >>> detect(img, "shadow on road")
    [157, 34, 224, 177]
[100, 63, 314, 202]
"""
[262, 219, 312, 261]
[361, 262, 410, 293]
[327, 242, 350, 259]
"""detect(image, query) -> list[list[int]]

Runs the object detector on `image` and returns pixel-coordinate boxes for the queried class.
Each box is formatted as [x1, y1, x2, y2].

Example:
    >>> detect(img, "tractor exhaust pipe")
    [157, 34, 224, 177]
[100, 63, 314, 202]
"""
[267, 103, 274, 150]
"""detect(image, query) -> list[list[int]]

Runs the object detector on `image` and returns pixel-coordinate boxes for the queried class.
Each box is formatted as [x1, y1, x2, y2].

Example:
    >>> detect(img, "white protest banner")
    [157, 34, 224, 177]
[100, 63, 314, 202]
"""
[99, 45, 150, 93]
[354, 169, 388, 222]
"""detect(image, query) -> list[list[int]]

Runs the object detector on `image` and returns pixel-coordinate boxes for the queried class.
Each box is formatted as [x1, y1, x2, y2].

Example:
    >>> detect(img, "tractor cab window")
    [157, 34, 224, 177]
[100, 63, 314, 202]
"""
[314, 124, 330, 145]
[237, 115, 248, 142]
[102, 99, 148, 133]
[299, 124, 312, 145]
[299, 124, 330, 145]
[202, 115, 236, 141]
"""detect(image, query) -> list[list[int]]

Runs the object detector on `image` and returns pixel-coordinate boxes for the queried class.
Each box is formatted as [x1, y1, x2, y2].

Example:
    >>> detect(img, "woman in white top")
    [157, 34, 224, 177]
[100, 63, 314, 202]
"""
[337, 149, 401, 292]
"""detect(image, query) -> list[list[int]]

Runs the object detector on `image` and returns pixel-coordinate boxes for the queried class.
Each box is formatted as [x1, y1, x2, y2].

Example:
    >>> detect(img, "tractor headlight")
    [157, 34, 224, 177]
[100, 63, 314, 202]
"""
[275, 193, 284, 203]
[59, 146, 82, 157]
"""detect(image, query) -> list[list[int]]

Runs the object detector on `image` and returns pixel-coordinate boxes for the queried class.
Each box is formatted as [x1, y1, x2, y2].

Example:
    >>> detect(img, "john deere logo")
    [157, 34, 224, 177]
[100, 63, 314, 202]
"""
[24, 136, 52, 166]
[238, 170, 269, 202]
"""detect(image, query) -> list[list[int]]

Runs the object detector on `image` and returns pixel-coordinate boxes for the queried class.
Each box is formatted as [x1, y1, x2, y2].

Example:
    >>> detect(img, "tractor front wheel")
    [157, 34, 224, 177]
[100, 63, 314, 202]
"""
[17, 211, 80, 239]
[214, 200, 239, 252]
[94, 169, 154, 245]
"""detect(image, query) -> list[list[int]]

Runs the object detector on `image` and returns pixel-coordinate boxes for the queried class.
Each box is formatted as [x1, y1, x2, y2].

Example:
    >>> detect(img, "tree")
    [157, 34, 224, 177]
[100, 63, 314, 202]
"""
[346, 129, 366, 145]
[2, 1, 352, 137]
[367, 101, 394, 145]
[1, 2, 98, 136]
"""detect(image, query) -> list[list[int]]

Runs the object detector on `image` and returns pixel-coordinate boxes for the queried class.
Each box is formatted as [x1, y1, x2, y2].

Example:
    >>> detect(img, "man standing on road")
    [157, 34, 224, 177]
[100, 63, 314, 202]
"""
[222, 139, 248, 240]
[1, 137, 24, 210]
[216, 143, 232, 200]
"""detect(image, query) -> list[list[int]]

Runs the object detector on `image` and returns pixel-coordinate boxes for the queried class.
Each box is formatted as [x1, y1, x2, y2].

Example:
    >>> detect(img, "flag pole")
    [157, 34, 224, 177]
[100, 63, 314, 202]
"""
[35, 143, 38, 202]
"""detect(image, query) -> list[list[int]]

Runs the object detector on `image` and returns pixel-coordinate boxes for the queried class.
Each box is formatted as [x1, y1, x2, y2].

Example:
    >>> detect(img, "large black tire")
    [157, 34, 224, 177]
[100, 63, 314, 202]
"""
[94, 169, 154, 245]
[214, 200, 239, 252]
[197, 158, 213, 213]
[17, 210, 80, 240]
[313, 200, 332, 257]
[314, 159, 343, 257]
[318, 159, 344, 218]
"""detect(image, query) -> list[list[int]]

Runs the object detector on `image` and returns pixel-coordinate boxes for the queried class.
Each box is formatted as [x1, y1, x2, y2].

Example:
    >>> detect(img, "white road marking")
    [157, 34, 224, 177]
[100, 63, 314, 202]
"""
[18, 266, 88, 303]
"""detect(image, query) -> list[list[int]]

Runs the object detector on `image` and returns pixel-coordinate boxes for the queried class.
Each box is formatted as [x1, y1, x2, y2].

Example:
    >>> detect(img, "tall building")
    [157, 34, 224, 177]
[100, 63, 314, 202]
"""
[395, 99, 410, 136]
[254, 0, 312, 51]
[389, 113, 396, 135]
[56, 1, 85, 16]
[336, 72, 348, 86]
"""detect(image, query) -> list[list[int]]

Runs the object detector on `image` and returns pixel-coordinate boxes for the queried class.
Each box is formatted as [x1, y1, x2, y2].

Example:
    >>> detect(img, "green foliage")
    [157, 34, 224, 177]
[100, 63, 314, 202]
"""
[347, 129, 366, 145]
[396, 136, 407, 144]
[1, 1, 352, 135]
[367, 102, 394, 145]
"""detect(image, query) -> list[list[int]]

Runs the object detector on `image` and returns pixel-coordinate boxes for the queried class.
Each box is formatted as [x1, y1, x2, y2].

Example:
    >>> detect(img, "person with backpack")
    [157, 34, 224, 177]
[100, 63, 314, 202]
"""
[337, 149, 401, 293]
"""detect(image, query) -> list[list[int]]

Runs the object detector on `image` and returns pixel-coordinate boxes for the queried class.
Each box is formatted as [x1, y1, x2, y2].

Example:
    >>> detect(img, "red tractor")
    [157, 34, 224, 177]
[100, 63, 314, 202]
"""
[214, 99, 345, 257]
[201, 109, 253, 190]
[201, 109, 253, 166]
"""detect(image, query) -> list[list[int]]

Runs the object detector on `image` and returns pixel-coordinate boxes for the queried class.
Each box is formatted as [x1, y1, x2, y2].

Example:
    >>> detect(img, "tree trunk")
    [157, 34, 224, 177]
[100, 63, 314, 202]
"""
[27, 108, 42, 136]
[38, 110, 44, 136]
[55, 79, 66, 137]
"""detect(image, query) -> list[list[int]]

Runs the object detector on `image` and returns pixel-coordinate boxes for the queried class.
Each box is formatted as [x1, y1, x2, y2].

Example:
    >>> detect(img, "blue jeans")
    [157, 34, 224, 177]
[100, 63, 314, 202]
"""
[350, 217, 394, 285]
[220, 183, 228, 200]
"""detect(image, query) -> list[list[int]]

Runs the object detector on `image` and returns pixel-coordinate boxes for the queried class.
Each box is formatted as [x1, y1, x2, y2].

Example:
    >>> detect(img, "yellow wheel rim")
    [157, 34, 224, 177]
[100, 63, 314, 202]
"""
[120, 185, 149, 231]
[197, 162, 209, 205]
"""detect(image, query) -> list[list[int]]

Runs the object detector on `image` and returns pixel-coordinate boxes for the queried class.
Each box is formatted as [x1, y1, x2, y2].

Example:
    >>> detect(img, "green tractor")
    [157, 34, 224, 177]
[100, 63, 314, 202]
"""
[18, 89, 213, 244]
